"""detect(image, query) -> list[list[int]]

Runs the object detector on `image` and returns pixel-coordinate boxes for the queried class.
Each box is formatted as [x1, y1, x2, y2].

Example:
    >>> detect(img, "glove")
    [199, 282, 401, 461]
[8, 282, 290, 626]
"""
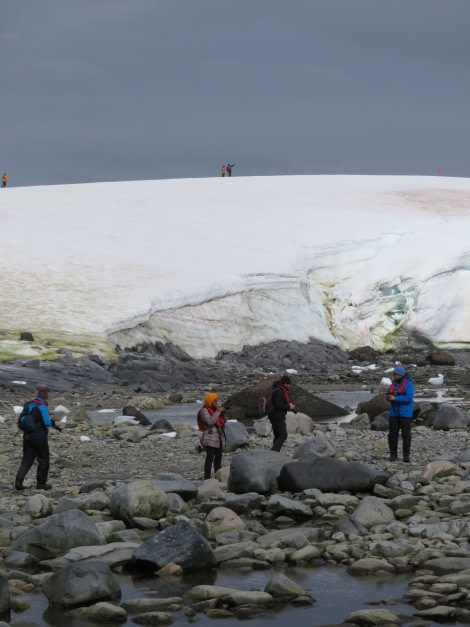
[52, 421, 62, 433]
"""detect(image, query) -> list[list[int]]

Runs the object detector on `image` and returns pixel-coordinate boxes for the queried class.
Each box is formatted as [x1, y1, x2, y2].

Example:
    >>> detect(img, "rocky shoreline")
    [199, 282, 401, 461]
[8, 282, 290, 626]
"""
[1, 340, 470, 625]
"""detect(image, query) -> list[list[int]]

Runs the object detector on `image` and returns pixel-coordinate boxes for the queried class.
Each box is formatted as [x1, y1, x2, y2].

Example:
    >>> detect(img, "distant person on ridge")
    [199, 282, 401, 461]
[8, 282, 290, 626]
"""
[221, 165, 226, 177]
[268, 375, 295, 452]
[198, 392, 227, 479]
[226, 163, 235, 177]
[2, 173, 7, 187]
[386, 365, 415, 463]
[15, 387, 62, 491]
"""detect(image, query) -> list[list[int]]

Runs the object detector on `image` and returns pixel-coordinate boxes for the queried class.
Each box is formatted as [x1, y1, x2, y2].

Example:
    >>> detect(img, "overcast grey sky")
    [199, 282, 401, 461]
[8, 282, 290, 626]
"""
[2, 0, 469, 187]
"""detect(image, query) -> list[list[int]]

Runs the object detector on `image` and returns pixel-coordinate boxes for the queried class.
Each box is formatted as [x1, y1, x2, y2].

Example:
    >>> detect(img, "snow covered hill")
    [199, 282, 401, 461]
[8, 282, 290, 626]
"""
[1, 175, 470, 359]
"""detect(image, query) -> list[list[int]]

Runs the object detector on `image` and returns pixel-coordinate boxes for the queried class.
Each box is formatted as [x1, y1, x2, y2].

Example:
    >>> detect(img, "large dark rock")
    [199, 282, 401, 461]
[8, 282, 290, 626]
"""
[226, 377, 349, 420]
[357, 394, 389, 420]
[370, 412, 389, 431]
[42, 561, 120, 608]
[7, 510, 104, 560]
[426, 352, 455, 366]
[130, 520, 216, 571]
[349, 346, 379, 362]
[123, 405, 151, 425]
[277, 457, 389, 494]
[227, 450, 291, 495]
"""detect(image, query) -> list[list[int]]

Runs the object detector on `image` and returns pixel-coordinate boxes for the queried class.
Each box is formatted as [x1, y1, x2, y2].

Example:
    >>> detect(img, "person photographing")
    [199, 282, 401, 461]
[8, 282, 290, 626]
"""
[386, 365, 415, 463]
[198, 392, 227, 480]
[269, 375, 295, 452]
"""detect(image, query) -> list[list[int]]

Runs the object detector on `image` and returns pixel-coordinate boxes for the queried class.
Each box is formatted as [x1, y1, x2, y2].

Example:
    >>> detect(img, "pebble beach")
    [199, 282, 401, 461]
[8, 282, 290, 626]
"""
[1, 343, 470, 625]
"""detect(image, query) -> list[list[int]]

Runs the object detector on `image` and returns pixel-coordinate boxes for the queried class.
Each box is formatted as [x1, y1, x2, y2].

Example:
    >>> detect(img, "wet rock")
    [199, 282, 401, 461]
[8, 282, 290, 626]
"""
[345, 608, 402, 624]
[72, 601, 127, 622]
[42, 560, 120, 609]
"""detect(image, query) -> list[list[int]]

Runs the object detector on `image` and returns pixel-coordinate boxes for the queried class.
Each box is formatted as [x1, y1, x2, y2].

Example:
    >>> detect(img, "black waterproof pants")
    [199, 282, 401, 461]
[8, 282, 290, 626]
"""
[388, 417, 411, 460]
[15, 438, 50, 486]
[204, 446, 222, 480]
[270, 416, 287, 452]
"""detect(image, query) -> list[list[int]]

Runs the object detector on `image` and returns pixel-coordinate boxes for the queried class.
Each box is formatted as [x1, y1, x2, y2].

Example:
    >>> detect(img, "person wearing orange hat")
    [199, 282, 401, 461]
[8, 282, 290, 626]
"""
[198, 392, 227, 479]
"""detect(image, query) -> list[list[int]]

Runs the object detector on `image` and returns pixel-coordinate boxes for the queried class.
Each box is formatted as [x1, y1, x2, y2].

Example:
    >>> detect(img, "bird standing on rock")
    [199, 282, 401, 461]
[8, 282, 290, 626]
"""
[428, 374, 444, 387]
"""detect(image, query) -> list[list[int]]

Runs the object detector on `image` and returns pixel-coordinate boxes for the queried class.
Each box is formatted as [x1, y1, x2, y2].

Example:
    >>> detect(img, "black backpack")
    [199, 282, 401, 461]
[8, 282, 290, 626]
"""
[18, 402, 42, 433]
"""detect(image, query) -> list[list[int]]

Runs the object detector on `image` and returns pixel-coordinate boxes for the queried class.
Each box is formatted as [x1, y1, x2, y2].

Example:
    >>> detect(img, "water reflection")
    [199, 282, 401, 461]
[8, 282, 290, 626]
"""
[19, 565, 466, 627]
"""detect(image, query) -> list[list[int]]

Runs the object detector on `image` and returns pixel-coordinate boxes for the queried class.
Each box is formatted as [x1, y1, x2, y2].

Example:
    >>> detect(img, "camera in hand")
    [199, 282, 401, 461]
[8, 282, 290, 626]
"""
[221, 403, 231, 412]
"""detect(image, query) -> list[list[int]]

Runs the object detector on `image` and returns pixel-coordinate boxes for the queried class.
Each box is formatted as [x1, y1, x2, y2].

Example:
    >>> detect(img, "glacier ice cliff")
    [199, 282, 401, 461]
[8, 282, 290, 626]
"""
[1, 175, 470, 358]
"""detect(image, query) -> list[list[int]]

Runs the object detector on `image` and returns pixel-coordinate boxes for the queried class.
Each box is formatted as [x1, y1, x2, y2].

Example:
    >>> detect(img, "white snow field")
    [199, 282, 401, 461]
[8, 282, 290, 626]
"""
[1, 174, 470, 359]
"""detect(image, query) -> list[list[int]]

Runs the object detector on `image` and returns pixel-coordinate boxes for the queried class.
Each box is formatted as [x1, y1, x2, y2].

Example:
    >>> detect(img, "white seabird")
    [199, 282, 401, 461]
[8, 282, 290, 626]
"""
[428, 373, 444, 387]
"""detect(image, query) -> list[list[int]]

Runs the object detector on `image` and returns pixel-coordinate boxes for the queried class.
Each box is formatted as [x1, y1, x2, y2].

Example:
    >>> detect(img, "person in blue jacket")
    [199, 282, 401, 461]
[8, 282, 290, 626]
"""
[386, 365, 415, 463]
[15, 387, 60, 490]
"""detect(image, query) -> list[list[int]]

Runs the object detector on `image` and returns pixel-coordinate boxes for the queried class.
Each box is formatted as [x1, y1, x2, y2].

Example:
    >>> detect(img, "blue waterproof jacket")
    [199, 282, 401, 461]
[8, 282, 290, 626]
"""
[387, 375, 414, 418]
[23, 396, 53, 439]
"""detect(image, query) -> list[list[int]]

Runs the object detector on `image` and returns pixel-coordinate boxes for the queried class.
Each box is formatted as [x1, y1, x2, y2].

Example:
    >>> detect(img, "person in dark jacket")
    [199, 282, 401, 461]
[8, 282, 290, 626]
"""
[268, 375, 295, 452]
[386, 365, 415, 462]
[199, 392, 227, 480]
[15, 388, 61, 490]
[226, 163, 235, 177]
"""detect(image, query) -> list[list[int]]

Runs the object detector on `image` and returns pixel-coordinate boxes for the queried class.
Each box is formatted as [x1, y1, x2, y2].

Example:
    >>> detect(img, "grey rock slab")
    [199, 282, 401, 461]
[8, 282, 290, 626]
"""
[40, 541, 139, 570]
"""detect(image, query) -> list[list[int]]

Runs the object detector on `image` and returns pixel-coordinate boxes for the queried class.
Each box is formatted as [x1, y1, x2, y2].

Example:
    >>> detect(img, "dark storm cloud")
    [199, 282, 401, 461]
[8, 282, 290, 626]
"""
[2, 0, 469, 186]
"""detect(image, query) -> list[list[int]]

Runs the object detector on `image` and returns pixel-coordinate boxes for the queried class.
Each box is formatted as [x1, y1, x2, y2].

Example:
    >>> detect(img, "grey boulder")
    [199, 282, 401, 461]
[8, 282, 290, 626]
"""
[224, 421, 250, 452]
[228, 450, 291, 495]
[42, 560, 120, 608]
[7, 509, 104, 560]
[434, 405, 470, 430]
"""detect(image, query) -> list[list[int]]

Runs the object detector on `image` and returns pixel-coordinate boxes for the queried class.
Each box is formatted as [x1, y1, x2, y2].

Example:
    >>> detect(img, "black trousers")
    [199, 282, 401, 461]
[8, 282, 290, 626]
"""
[15, 438, 50, 485]
[270, 416, 287, 452]
[388, 417, 411, 459]
[204, 446, 222, 480]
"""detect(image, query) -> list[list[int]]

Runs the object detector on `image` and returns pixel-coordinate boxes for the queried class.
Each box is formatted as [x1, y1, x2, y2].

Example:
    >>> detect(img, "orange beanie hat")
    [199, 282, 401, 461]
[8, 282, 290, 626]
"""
[204, 393, 218, 406]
